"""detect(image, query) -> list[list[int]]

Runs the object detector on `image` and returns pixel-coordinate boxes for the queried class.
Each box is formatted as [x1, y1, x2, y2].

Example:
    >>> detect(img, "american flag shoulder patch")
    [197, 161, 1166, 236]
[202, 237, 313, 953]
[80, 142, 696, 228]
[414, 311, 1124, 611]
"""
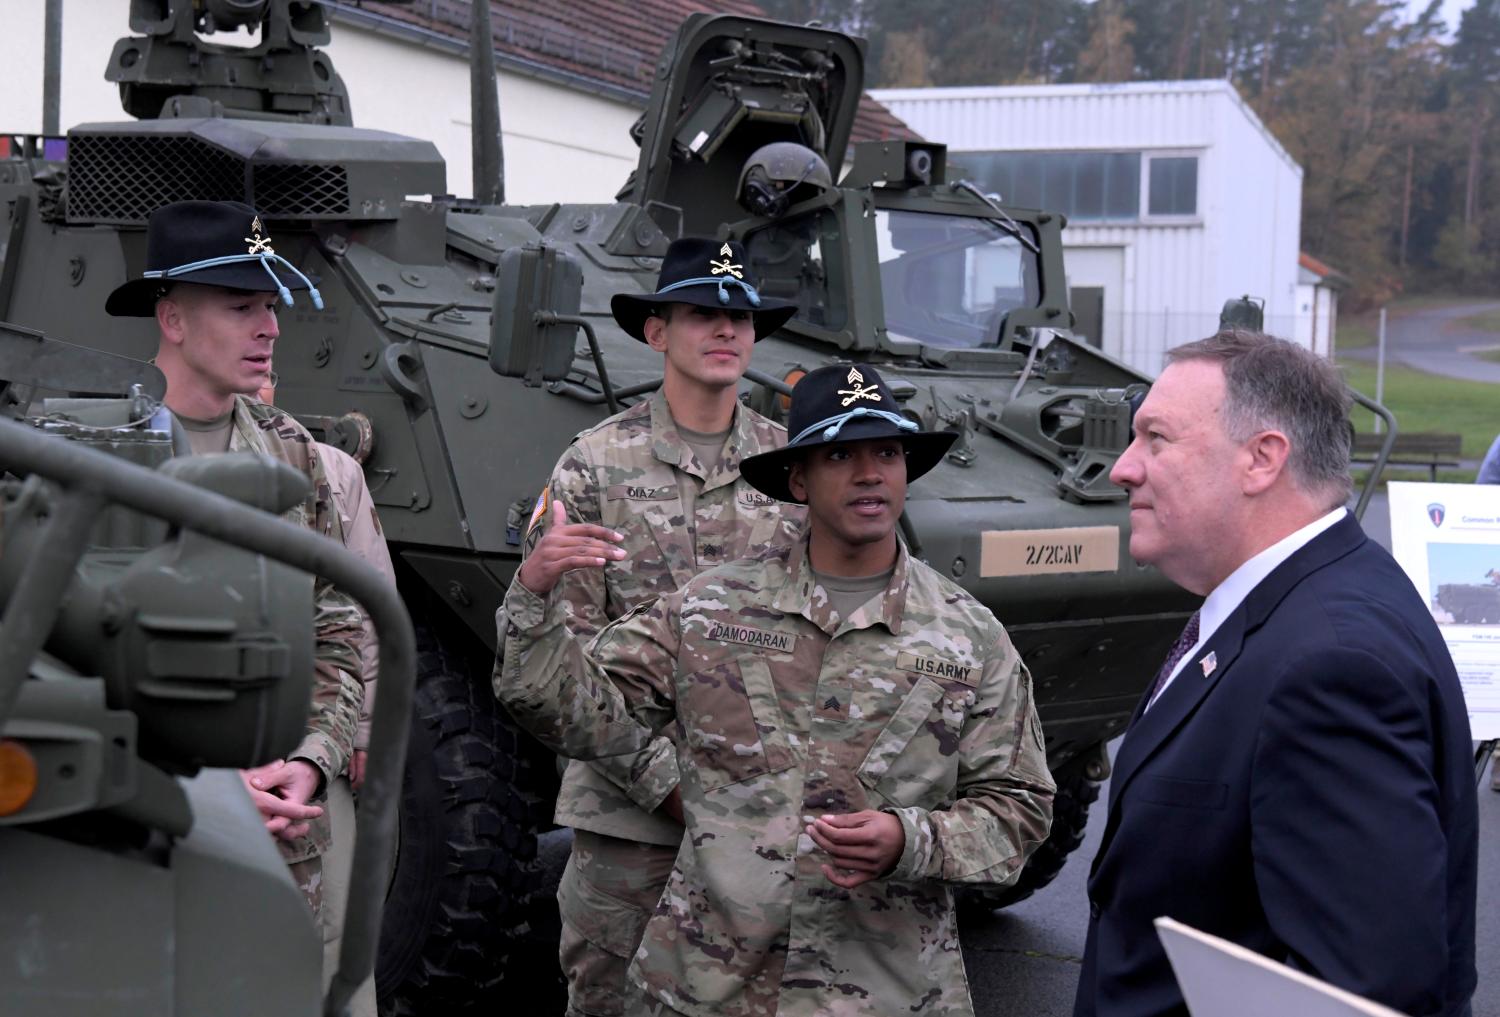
[527, 485, 550, 535]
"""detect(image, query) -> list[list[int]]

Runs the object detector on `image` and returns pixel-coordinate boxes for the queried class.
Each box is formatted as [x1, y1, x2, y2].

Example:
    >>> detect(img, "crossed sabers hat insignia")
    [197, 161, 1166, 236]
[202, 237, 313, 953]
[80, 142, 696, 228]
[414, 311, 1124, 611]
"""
[245, 215, 274, 256]
[709, 241, 743, 280]
[838, 366, 881, 407]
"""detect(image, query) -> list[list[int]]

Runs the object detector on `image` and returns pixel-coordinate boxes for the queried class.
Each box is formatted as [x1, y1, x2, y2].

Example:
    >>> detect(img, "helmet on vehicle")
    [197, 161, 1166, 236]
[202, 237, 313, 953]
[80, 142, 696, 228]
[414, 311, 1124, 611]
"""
[737, 142, 833, 219]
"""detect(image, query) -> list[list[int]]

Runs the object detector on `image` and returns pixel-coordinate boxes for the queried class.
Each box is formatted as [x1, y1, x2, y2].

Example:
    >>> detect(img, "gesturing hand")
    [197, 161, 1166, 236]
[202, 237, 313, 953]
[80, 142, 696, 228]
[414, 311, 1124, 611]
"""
[808, 810, 905, 889]
[516, 500, 626, 596]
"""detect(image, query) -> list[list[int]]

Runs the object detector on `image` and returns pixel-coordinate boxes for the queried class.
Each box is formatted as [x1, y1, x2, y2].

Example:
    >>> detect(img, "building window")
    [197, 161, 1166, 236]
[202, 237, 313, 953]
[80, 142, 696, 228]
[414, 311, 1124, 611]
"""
[951, 150, 1202, 223]
[951, 151, 1139, 222]
[1147, 155, 1198, 217]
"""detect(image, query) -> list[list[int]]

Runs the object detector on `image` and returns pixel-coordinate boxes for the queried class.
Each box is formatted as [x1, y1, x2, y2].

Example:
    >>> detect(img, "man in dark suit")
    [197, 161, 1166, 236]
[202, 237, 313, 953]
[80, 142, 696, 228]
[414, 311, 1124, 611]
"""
[1075, 331, 1478, 1017]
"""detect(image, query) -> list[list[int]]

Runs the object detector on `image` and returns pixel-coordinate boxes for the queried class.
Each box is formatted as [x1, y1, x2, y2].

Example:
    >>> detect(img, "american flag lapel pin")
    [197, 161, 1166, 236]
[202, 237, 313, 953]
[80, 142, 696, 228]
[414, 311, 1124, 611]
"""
[1200, 651, 1217, 677]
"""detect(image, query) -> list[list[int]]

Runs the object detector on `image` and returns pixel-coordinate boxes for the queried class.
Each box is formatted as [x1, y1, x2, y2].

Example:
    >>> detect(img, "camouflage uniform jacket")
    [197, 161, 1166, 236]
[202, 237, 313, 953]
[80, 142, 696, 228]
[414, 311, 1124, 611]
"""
[500, 536, 1056, 1017]
[228, 396, 365, 862]
[320, 441, 396, 752]
[502, 388, 804, 845]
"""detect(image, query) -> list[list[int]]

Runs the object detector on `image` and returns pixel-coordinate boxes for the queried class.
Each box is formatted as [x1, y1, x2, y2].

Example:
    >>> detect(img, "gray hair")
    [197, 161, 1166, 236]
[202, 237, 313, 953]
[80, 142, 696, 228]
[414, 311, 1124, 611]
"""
[1167, 330, 1353, 506]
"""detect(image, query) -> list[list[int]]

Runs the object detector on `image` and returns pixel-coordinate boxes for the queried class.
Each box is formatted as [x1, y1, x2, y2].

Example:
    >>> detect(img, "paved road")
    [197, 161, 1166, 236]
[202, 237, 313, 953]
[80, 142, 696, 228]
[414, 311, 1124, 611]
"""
[1344, 300, 1500, 382]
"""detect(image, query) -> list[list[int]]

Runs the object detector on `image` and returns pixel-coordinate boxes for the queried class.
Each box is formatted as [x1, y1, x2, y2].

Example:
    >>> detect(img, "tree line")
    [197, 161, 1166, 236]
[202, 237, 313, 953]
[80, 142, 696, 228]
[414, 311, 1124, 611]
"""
[760, 0, 1500, 305]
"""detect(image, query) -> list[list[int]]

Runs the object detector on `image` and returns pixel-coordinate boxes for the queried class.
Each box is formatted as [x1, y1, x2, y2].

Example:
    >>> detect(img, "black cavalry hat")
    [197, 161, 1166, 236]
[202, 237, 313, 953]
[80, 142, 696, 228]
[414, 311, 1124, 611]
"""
[739, 364, 957, 503]
[610, 236, 797, 342]
[106, 200, 322, 317]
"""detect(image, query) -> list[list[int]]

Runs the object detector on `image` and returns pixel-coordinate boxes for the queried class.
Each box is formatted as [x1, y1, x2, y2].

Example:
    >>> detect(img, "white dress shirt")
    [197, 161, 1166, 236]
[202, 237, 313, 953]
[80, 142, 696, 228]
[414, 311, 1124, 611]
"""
[1146, 507, 1347, 710]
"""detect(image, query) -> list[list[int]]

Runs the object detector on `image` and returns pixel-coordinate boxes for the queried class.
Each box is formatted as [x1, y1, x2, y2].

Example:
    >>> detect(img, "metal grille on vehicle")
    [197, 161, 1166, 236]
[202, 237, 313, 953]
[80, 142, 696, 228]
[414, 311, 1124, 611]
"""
[253, 163, 350, 216]
[67, 134, 244, 224]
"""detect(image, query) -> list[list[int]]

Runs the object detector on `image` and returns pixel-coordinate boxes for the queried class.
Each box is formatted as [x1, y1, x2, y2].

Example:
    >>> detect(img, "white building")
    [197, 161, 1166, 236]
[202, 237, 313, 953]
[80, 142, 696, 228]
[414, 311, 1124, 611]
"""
[872, 80, 1306, 374]
[1295, 252, 1348, 358]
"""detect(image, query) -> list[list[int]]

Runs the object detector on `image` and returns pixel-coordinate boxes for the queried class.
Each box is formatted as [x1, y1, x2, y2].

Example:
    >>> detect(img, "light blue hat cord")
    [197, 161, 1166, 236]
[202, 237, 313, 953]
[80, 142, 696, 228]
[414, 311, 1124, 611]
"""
[144, 252, 324, 310]
[790, 406, 919, 446]
[657, 275, 763, 308]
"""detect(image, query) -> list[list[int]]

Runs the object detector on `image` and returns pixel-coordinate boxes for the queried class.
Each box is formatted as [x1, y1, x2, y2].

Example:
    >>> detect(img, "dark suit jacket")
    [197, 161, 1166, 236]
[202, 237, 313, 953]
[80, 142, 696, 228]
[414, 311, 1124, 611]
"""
[1075, 513, 1478, 1017]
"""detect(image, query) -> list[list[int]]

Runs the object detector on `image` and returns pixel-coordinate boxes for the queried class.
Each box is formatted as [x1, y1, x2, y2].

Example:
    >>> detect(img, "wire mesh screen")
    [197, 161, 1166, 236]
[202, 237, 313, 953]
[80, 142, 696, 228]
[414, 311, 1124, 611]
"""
[67, 133, 245, 225]
[253, 163, 350, 216]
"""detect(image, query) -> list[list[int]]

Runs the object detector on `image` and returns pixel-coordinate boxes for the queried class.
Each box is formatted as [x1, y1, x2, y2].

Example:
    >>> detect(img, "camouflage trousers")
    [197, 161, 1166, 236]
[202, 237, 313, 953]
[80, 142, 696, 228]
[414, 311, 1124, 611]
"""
[323, 776, 378, 1017]
[558, 830, 679, 1017]
[287, 855, 324, 927]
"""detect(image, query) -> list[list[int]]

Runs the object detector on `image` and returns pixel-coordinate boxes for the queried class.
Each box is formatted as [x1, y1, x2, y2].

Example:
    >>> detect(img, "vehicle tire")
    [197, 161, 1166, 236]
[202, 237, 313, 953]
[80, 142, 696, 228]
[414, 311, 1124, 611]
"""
[496, 828, 572, 1014]
[958, 755, 1102, 917]
[376, 612, 555, 1015]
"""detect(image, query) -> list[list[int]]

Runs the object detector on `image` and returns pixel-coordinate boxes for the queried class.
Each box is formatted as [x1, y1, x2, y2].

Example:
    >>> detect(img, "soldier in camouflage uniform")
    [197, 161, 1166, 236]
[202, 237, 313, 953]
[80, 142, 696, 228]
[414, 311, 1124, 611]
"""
[499, 364, 1056, 1017]
[500, 237, 805, 1017]
[264, 356, 390, 1017]
[317, 439, 393, 792]
[107, 200, 364, 924]
[316, 438, 391, 1017]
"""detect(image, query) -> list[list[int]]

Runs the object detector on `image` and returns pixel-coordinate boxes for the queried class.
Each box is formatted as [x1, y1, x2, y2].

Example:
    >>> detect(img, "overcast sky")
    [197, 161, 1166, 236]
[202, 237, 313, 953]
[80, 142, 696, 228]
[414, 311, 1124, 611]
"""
[1408, 0, 1474, 33]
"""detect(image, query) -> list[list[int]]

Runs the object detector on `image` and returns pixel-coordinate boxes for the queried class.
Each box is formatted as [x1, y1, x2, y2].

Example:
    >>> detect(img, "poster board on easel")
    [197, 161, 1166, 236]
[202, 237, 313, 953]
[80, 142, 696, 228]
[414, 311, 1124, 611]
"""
[1387, 480, 1500, 740]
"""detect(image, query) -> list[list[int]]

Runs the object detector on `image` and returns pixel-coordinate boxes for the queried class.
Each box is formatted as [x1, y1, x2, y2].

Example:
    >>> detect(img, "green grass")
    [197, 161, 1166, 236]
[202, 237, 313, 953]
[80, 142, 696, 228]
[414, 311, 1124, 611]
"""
[1456, 310, 1500, 334]
[1339, 357, 1500, 460]
[1333, 296, 1500, 470]
[1334, 315, 1379, 351]
[1472, 346, 1500, 363]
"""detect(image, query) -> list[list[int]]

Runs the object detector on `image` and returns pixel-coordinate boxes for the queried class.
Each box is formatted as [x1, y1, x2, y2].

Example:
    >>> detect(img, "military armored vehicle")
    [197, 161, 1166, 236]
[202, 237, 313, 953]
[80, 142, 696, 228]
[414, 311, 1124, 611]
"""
[0, 324, 415, 1016]
[1436, 582, 1500, 625]
[0, 1, 1199, 1011]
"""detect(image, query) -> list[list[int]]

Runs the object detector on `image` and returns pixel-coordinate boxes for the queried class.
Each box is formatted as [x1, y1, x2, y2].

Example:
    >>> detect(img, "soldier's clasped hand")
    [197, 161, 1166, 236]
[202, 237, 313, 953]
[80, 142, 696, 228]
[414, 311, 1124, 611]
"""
[517, 500, 626, 595]
[240, 759, 324, 841]
[808, 810, 905, 888]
